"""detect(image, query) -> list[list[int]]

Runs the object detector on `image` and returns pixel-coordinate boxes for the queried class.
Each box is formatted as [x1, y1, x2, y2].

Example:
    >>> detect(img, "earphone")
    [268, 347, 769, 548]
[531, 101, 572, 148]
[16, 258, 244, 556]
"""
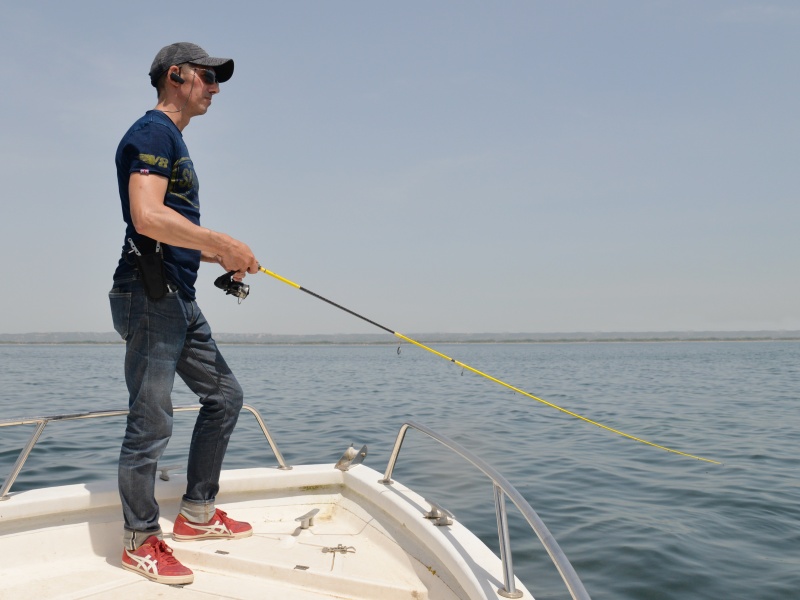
[161, 67, 193, 114]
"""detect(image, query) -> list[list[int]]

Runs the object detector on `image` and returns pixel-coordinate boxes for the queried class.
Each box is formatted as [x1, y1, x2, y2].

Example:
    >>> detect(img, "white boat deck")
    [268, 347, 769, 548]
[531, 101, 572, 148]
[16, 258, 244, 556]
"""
[0, 465, 530, 600]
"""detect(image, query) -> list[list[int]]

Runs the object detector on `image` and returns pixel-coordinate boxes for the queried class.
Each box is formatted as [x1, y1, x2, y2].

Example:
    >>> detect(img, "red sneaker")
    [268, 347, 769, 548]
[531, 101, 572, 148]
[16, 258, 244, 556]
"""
[173, 508, 253, 541]
[121, 535, 194, 585]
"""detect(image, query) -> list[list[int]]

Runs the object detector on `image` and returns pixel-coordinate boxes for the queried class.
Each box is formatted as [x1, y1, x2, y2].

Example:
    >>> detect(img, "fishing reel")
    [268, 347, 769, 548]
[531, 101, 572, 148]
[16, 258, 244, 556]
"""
[214, 270, 250, 303]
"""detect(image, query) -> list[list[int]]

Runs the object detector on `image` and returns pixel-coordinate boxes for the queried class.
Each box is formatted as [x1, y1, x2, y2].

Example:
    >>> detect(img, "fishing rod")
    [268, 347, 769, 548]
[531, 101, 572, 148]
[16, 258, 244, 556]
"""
[257, 265, 720, 465]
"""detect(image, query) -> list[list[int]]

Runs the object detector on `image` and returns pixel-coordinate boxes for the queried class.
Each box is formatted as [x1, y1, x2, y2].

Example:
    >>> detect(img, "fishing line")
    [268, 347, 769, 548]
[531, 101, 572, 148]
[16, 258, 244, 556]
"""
[257, 265, 720, 465]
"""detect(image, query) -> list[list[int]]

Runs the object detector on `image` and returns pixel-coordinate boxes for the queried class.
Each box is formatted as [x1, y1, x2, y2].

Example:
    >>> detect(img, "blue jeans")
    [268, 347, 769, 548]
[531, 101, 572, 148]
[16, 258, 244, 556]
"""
[109, 277, 243, 550]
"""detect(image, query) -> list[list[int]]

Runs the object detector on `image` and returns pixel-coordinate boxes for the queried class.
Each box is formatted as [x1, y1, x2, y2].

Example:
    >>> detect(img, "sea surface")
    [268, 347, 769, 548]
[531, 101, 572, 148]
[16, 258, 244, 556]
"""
[1, 341, 798, 599]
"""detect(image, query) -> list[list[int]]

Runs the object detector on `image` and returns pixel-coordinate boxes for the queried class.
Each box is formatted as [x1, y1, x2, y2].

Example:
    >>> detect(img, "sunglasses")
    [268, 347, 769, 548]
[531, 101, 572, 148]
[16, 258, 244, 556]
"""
[191, 67, 218, 85]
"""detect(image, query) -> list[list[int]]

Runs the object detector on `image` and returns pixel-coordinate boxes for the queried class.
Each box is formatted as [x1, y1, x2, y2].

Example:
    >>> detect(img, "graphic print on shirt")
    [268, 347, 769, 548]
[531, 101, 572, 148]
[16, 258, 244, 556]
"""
[168, 157, 199, 208]
[137, 153, 170, 169]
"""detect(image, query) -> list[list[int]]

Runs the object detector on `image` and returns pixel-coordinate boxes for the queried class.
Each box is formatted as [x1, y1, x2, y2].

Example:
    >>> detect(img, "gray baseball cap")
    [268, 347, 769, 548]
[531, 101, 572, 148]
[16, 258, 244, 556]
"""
[149, 42, 234, 87]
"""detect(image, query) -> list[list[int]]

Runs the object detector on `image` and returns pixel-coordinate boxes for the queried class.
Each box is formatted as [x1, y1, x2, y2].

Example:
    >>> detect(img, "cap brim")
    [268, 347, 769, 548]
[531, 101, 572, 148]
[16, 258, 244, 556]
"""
[191, 57, 234, 83]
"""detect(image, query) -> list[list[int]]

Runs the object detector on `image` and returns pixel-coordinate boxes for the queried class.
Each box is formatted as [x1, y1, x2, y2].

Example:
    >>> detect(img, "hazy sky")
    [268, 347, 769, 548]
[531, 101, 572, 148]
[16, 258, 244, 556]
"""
[1, 1, 797, 335]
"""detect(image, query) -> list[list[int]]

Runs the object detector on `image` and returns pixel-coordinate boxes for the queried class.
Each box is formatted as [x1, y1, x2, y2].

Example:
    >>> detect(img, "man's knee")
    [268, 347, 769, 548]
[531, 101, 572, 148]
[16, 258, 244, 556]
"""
[200, 376, 243, 416]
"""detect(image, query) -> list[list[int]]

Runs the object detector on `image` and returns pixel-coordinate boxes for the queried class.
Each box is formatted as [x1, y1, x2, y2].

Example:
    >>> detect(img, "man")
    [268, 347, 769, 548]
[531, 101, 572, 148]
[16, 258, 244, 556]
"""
[109, 42, 259, 585]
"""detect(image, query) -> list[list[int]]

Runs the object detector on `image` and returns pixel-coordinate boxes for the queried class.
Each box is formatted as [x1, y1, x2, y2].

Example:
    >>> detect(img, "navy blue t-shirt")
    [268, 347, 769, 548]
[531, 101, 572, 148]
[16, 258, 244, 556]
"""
[113, 110, 202, 299]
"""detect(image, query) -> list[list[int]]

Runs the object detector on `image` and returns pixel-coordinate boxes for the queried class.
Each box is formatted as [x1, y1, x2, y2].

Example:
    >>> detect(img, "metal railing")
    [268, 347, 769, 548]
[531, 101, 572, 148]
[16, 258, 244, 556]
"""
[0, 404, 290, 501]
[379, 421, 591, 600]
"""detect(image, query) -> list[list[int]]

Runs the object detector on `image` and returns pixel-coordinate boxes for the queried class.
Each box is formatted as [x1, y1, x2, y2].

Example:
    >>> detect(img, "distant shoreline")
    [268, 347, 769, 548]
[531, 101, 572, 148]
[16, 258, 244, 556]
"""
[2, 331, 799, 345]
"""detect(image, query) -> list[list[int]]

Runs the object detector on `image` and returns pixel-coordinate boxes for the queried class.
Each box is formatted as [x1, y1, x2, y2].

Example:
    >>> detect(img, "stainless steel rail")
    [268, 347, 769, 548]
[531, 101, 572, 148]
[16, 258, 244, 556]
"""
[0, 404, 290, 501]
[379, 421, 591, 600]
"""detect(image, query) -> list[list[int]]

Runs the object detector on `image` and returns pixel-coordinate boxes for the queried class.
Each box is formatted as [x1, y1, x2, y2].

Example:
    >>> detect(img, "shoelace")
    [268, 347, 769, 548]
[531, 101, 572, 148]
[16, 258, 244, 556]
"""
[151, 539, 182, 566]
[209, 509, 239, 529]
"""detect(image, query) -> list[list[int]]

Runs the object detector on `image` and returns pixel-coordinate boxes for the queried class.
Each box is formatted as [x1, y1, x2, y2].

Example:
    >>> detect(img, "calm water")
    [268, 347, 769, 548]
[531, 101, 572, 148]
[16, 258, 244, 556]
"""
[1, 341, 798, 599]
